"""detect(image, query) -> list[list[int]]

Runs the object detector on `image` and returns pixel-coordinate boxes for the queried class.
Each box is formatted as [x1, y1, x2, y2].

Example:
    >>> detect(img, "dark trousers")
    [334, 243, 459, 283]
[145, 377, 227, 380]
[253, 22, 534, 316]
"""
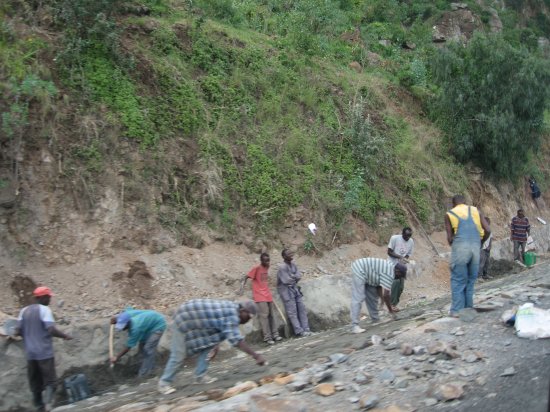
[28, 358, 56, 409]
[479, 249, 490, 276]
[390, 278, 405, 306]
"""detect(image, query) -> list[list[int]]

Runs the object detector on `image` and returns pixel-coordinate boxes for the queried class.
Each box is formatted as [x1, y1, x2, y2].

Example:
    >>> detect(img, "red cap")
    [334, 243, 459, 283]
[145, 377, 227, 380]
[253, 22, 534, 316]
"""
[33, 286, 54, 297]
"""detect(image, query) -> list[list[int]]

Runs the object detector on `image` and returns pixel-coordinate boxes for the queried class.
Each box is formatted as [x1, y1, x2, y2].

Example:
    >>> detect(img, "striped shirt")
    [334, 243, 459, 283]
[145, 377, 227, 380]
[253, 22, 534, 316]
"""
[173, 299, 243, 355]
[511, 216, 530, 241]
[351, 258, 395, 290]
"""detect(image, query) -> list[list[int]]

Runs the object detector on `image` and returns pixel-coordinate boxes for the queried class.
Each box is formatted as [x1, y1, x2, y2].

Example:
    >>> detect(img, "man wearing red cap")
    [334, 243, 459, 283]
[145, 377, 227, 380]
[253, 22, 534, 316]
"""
[16, 286, 72, 412]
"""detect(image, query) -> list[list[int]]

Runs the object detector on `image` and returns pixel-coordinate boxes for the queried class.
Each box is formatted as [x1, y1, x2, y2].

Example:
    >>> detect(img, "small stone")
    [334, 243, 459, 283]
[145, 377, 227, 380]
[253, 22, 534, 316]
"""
[450, 327, 463, 336]
[394, 378, 409, 389]
[348, 397, 360, 403]
[221, 381, 258, 399]
[57, 300, 65, 308]
[475, 376, 487, 386]
[501, 367, 516, 377]
[424, 328, 437, 333]
[354, 372, 372, 385]
[428, 341, 446, 355]
[462, 351, 481, 363]
[288, 379, 309, 392]
[458, 308, 477, 322]
[384, 341, 398, 351]
[400, 343, 413, 356]
[424, 398, 438, 406]
[359, 394, 379, 409]
[248, 395, 308, 412]
[413, 346, 427, 355]
[274, 374, 295, 385]
[311, 370, 332, 384]
[329, 353, 349, 364]
[432, 382, 464, 401]
[378, 369, 395, 383]
[315, 383, 336, 397]
[371, 335, 383, 345]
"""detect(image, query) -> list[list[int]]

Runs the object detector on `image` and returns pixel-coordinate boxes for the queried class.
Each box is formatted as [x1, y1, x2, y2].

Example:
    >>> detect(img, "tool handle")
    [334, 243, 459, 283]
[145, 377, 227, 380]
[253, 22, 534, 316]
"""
[109, 324, 115, 360]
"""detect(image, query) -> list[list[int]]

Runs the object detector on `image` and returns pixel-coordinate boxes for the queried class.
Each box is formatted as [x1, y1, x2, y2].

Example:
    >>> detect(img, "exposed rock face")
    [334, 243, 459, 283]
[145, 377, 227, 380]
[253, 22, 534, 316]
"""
[432, 8, 482, 43]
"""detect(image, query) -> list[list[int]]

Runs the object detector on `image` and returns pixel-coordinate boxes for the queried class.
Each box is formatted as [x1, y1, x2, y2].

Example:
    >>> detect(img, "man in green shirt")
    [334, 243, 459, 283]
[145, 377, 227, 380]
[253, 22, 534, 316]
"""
[110, 309, 166, 377]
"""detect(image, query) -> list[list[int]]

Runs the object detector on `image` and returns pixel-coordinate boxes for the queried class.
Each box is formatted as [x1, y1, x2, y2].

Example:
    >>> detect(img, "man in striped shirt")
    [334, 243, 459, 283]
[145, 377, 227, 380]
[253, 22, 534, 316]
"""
[158, 299, 266, 395]
[511, 209, 530, 263]
[350, 258, 407, 334]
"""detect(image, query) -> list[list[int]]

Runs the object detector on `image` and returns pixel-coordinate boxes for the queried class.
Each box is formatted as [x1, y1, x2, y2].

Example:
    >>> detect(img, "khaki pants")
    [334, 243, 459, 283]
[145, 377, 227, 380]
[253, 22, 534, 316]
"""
[257, 301, 280, 341]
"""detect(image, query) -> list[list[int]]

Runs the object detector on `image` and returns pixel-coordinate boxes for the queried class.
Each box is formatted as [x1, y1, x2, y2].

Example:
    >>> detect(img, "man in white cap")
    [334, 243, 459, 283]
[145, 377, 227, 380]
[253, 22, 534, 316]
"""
[158, 299, 266, 395]
[15, 286, 73, 411]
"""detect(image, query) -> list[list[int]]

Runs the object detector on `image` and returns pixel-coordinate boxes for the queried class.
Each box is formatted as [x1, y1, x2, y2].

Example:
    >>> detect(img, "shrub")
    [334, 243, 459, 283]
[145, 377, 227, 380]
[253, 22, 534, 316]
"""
[430, 33, 550, 180]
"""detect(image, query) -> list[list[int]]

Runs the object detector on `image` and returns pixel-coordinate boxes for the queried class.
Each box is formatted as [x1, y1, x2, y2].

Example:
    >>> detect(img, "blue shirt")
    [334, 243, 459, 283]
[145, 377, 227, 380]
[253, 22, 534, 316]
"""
[173, 299, 243, 355]
[126, 310, 166, 348]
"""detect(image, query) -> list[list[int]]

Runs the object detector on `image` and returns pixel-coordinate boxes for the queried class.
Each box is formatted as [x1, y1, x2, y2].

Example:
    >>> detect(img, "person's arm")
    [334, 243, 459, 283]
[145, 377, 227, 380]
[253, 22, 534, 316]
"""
[387, 248, 403, 261]
[510, 219, 515, 240]
[237, 275, 249, 296]
[381, 288, 396, 318]
[236, 340, 266, 365]
[111, 347, 131, 364]
[42, 306, 72, 340]
[47, 326, 72, 340]
[445, 213, 454, 246]
[479, 213, 491, 243]
[527, 220, 531, 236]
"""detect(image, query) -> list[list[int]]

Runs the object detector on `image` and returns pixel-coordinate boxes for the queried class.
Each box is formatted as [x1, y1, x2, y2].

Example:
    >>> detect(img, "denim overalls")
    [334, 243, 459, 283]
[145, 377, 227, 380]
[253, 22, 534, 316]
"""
[448, 206, 481, 314]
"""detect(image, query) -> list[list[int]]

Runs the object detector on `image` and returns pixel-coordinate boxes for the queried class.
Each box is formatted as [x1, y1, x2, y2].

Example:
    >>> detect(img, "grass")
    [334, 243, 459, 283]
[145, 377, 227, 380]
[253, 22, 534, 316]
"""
[1, 0, 548, 244]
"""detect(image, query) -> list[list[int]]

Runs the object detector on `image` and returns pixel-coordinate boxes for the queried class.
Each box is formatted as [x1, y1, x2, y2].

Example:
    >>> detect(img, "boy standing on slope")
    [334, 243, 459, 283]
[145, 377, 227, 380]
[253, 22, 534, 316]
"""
[239, 252, 282, 345]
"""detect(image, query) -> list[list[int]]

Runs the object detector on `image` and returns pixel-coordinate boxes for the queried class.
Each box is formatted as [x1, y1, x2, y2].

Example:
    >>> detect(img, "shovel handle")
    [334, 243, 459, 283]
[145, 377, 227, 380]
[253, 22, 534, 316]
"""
[109, 324, 115, 360]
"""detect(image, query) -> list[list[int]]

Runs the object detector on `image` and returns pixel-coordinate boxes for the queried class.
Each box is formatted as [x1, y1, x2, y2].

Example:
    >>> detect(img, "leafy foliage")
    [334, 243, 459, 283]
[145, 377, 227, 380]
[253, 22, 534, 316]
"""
[431, 33, 550, 179]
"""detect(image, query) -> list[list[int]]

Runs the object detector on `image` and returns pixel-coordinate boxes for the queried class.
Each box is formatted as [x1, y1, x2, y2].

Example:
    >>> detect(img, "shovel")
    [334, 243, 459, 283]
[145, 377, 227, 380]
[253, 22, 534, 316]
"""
[107, 324, 118, 382]
[272, 300, 290, 339]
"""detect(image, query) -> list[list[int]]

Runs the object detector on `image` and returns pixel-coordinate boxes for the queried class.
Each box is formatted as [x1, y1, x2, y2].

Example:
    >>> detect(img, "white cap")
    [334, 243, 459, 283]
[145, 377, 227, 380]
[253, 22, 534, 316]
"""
[308, 223, 317, 235]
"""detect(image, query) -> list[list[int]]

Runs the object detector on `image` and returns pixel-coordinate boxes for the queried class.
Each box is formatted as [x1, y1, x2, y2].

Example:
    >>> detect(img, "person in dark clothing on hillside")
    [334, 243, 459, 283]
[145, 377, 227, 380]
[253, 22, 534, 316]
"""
[529, 178, 541, 201]
[15, 287, 73, 412]
[511, 209, 530, 264]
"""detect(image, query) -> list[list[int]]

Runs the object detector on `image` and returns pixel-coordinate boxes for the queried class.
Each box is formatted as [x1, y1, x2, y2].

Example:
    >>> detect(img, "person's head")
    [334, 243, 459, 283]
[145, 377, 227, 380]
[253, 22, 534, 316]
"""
[238, 300, 257, 324]
[451, 195, 466, 207]
[394, 263, 407, 279]
[517, 209, 525, 218]
[402, 227, 413, 241]
[33, 286, 53, 306]
[115, 312, 131, 331]
[260, 252, 270, 268]
[282, 248, 294, 263]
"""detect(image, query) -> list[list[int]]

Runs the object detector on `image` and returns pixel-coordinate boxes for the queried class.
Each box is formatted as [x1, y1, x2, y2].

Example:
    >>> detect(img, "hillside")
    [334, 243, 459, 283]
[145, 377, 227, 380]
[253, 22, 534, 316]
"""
[0, 1, 549, 288]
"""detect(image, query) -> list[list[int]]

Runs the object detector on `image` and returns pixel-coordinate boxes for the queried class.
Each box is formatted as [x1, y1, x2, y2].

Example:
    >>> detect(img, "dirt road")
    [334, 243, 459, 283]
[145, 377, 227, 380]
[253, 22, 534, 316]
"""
[51, 262, 550, 412]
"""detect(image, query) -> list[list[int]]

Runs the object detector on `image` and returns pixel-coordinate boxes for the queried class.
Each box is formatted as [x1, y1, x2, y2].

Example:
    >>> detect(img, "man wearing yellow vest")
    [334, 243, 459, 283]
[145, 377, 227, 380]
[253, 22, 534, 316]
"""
[444, 195, 491, 316]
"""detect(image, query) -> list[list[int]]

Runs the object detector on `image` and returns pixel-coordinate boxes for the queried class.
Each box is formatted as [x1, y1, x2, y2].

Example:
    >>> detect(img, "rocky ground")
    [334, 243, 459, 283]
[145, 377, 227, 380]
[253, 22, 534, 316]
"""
[49, 263, 550, 412]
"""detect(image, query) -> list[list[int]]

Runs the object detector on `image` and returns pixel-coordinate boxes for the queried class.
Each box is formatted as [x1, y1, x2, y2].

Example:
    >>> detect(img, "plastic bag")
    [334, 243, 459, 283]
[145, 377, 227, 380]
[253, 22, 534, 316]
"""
[515, 303, 550, 339]
[525, 236, 536, 251]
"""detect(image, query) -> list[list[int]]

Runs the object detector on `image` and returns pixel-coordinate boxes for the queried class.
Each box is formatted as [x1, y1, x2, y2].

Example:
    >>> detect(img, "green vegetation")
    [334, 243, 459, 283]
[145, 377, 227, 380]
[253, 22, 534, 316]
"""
[1, 0, 549, 245]
[431, 33, 550, 180]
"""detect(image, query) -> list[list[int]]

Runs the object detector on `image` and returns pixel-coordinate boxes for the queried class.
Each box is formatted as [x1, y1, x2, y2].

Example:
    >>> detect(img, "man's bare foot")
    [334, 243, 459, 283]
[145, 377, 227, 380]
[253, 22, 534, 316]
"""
[391, 306, 400, 312]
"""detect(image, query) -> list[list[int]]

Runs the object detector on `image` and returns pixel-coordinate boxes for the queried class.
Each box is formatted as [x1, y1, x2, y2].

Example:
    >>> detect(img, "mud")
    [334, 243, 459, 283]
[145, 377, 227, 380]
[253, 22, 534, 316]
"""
[112, 261, 156, 305]
[10, 275, 37, 307]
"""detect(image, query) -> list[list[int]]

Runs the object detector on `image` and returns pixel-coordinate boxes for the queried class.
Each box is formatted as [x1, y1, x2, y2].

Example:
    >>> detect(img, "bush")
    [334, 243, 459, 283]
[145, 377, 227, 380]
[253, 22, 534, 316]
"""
[430, 33, 550, 180]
